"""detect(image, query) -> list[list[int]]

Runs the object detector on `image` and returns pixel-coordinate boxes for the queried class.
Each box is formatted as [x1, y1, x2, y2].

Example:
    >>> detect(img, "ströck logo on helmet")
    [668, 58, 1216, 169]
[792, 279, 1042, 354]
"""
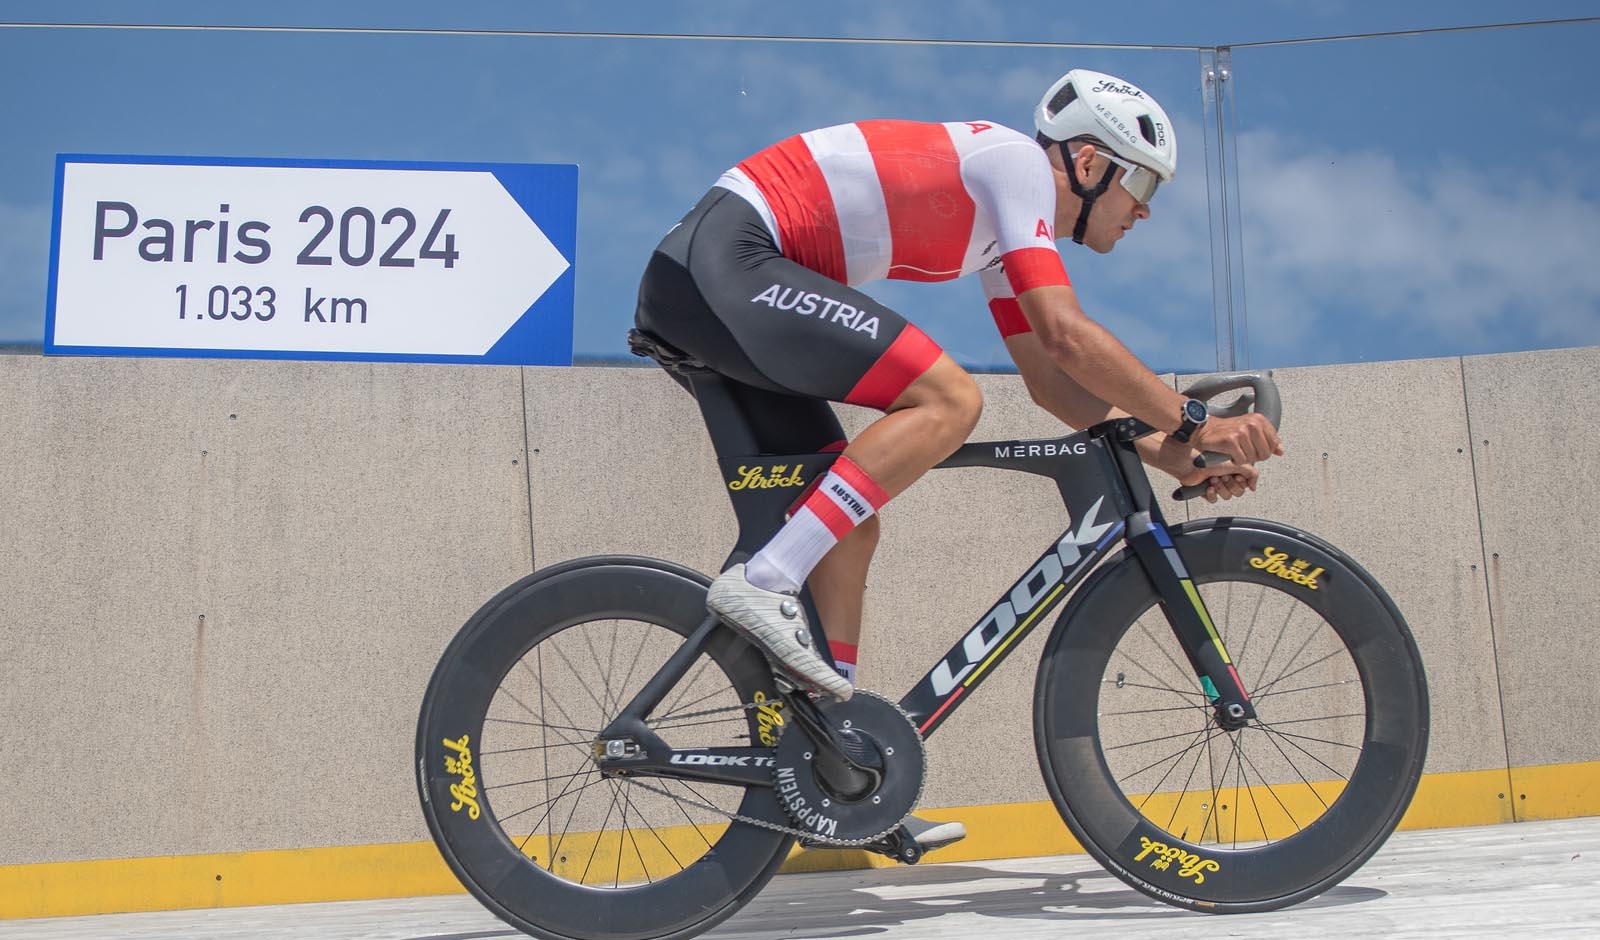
[1091, 78, 1145, 99]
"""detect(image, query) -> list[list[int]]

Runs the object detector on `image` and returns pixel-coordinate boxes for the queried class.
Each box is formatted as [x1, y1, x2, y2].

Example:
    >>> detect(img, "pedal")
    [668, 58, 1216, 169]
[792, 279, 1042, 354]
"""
[871, 825, 924, 865]
[799, 824, 922, 864]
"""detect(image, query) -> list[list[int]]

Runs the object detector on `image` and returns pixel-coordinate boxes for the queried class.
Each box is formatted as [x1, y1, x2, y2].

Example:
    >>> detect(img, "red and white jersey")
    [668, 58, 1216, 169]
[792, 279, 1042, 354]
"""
[716, 120, 1069, 337]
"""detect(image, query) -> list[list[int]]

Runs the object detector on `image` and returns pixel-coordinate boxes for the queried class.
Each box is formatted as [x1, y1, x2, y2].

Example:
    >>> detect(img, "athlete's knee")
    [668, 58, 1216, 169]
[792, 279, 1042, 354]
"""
[947, 369, 983, 436]
[901, 356, 982, 438]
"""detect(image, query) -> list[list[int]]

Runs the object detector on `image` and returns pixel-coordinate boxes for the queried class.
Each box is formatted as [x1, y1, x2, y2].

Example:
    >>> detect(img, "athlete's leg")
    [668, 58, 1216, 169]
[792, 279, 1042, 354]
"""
[807, 515, 875, 651]
[642, 190, 980, 699]
[835, 353, 981, 497]
[805, 353, 980, 651]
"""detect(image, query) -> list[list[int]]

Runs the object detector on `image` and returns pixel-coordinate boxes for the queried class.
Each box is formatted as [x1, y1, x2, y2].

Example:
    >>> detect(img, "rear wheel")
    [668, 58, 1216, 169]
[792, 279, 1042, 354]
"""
[418, 556, 794, 940]
[1035, 519, 1428, 911]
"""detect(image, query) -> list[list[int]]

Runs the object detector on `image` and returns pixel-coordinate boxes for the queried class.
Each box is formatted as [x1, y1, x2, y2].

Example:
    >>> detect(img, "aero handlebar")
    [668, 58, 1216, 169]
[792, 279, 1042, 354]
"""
[1173, 372, 1282, 502]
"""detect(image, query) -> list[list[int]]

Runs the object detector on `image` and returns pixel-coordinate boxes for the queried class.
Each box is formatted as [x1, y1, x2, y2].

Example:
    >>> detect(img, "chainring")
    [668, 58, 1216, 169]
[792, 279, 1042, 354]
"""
[771, 690, 925, 842]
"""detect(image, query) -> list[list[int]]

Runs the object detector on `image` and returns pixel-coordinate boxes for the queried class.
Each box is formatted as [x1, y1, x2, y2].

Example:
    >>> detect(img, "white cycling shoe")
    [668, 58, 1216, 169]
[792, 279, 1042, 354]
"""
[707, 564, 853, 701]
[901, 814, 967, 852]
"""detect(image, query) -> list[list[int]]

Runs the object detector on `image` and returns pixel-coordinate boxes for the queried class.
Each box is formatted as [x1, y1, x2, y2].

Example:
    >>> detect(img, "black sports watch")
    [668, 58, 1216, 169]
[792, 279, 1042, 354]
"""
[1172, 398, 1209, 443]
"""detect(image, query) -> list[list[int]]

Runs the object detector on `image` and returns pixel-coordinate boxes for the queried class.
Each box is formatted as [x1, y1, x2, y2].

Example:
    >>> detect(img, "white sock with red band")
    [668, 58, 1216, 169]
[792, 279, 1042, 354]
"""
[829, 640, 858, 683]
[745, 454, 888, 595]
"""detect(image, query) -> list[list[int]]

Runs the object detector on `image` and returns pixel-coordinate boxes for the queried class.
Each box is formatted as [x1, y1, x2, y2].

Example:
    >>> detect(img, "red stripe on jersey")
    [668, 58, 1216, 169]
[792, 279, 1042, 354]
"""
[988, 297, 1032, 337]
[803, 493, 855, 539]
[1002, 247, 1071, 295]
[738, 135, 848, 282]
[844, 324, 942, 410]
[829, 454, 888, 509]
[858, 121, 976, 283]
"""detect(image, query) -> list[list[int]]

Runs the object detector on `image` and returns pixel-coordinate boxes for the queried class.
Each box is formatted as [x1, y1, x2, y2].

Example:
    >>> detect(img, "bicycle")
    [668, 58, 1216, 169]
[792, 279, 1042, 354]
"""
[416, 329, 1430, 940]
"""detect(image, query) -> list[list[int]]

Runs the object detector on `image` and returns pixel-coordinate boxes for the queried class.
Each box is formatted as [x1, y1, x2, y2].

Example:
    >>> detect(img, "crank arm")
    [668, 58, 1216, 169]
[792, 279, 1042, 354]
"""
[782, 688, 884, 800]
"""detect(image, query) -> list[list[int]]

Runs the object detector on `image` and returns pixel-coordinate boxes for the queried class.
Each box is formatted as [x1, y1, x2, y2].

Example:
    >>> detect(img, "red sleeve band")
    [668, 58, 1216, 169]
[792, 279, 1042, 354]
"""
[988, 297, 1031, 337]
[1001, 246, 1070, 296]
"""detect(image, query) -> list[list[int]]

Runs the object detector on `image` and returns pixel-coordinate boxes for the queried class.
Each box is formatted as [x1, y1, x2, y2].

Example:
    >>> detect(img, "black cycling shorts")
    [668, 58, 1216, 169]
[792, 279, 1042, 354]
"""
[635, 187, 943, 452]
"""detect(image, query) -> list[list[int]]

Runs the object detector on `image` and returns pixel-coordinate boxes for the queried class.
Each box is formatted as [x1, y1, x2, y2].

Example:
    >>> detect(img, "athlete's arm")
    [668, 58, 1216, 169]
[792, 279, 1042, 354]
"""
[1016, 284, 1281, 466]
[1003, 328, 1115, 428]
[1005, 328, 1256, 500]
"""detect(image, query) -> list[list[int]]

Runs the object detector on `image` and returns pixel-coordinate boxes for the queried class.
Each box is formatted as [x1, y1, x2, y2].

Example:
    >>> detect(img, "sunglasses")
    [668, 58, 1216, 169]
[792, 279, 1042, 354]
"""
[1078, 146, 1162, 204]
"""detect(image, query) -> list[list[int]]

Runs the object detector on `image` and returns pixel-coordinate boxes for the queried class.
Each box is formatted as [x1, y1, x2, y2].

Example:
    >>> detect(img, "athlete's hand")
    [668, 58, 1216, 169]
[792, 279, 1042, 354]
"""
[1151, 435, 1260, 503]
[1188, 413, 1283, 467]
[1177, 462, 1258, 503]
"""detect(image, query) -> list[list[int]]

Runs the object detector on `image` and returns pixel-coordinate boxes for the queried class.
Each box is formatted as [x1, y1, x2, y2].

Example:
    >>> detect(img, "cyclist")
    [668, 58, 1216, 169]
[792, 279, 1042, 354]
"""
[634, 69, 1282, 849]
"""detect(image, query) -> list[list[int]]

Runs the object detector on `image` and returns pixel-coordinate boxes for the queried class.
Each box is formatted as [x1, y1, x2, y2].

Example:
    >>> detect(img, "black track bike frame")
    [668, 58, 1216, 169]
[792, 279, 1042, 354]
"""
[597, 365, 1255, 787]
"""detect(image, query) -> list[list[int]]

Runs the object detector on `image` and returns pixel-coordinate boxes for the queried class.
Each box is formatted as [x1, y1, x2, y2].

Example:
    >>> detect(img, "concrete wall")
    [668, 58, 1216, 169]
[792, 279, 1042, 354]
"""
[2, 347, 1597, 870]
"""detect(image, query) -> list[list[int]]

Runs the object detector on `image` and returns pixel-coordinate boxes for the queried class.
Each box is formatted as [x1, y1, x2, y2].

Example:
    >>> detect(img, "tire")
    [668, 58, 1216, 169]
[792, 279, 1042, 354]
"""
[1034, 518, 1429, 912]
[417, 556, 795, 940]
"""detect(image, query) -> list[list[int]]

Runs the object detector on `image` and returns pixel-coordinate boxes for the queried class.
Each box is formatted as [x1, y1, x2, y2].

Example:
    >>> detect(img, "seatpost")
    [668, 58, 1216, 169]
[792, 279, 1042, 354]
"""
[686, 371, 761, 460]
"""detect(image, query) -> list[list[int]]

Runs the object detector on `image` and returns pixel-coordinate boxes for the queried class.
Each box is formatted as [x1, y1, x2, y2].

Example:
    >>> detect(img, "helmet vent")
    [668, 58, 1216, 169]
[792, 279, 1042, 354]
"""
[1046, 83, 1078, 117]
[1137, 115, 1157, 146]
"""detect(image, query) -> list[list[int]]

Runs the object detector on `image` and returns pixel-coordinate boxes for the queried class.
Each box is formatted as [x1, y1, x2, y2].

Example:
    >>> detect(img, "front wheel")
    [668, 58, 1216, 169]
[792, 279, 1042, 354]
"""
[1035, 518, 1429, 912]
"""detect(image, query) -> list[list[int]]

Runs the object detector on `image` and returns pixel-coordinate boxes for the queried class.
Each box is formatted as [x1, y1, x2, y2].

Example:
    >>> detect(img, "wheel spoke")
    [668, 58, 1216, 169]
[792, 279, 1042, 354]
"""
[1235, 742, 1306, 834]
[657, 657, 717, 720]
[580, 621, 622, 720]
[1252, 647, 1354, 699]
[1252, 677, 1359, 702]
[579, 780, 625, 885]
[1128, 616, 1207, 697]
[1105, 724, 1217, 753]
[1100, 679, 1210, 701]
[1256, 623, 1326, 697]
[1256, 723, 1335, 811]
[1113, 725, 1210, 795]
[1247, 599, 1298, 701]
[546, 638, 619, 720]
[621, 782, 690, 876]
[1249, 725, 1365, 752]
[1099, 702, 1212, 718]
[483, 715, 597, 734]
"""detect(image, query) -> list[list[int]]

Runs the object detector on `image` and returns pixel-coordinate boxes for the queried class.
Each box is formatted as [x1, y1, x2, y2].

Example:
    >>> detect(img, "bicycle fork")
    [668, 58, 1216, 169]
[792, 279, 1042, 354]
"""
[1124, 512, 1257, 729]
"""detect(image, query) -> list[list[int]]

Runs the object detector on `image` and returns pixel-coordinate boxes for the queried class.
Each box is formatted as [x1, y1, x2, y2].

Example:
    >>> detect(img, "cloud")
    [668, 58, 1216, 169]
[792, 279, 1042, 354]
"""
[1236, 130, 1600, 363]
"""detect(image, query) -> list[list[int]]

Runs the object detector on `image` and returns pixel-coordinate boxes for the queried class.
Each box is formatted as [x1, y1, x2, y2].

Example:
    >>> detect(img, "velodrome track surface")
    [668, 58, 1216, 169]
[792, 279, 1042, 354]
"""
[8, 817, 1598, 939]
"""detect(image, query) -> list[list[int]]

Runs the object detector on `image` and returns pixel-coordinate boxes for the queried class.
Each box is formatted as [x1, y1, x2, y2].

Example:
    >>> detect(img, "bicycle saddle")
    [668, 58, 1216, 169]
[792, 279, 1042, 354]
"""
[628, 328, 710, 375]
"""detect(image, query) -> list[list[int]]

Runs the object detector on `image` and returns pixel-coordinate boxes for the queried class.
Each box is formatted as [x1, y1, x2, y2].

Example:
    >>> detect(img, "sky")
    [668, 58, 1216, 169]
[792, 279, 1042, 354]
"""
[2, 2, 1598, 373]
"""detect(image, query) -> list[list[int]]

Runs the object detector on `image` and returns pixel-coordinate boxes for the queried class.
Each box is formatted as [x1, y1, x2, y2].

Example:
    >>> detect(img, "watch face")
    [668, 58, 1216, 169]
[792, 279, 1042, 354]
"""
[1184, 399, 1209, 423]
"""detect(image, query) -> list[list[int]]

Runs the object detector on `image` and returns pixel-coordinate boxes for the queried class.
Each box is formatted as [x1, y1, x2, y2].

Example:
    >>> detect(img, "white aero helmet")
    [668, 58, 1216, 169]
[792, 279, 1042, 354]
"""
[1033, 69, 1176, 243]
[1034, 68, 1177, 183]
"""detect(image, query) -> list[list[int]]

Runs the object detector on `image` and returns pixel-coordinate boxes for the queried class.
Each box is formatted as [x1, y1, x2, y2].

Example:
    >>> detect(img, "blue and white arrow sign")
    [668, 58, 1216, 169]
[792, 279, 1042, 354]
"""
[45, 155, 576, 365]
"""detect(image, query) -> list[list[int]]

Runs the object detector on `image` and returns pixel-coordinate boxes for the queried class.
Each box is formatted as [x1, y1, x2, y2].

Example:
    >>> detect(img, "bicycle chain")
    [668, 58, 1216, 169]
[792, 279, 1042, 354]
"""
[617, 774, 886, 846]
[632, 691, 922, 847]
[643, 697, 838, 844]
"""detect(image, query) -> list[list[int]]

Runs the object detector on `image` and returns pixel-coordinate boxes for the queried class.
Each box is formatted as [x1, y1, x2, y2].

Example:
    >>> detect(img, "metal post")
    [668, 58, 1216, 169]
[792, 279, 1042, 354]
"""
[1200, 47, 1248, 371]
